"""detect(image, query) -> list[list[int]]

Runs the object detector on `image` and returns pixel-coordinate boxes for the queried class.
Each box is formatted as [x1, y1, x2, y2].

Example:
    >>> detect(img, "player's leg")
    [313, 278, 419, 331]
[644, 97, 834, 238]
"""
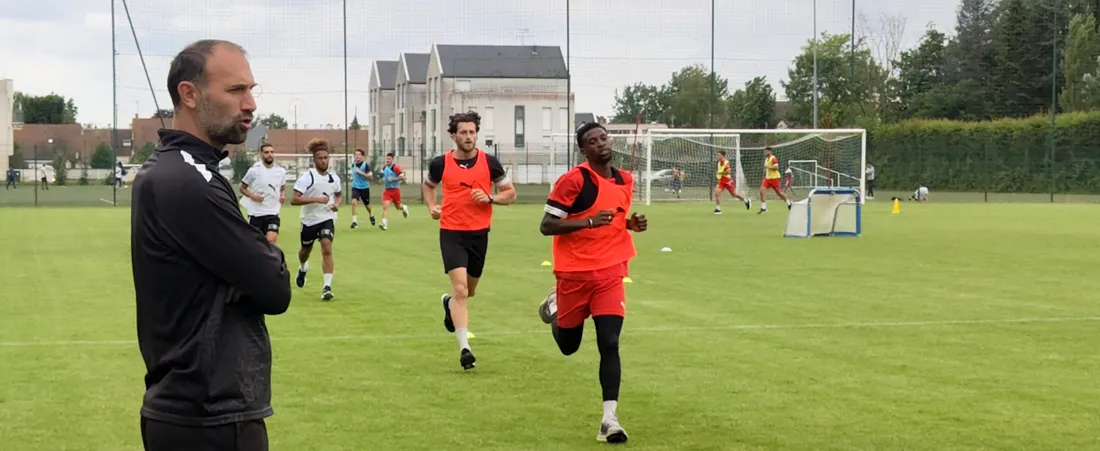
[713, 183, 724, 214]
[439, 231, 476, 369]
[363, 191, 376, 225]
[728, 184, 751, 210]
[392, 189, 409, 218]
[539, 278, 589, 356]
[264, 216, 280, 244]
[296, 225, 316, 288]
[770, 181, 792, 208]
[379, 193, 392, 230]
[590, 276, 629, 443]
[350, 193, 360, 228]
[318, 220, 336, 300]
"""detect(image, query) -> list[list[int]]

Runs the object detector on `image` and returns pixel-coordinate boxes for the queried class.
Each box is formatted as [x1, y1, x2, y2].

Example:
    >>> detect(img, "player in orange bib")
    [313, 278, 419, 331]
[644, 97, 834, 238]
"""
[538, 122, 647, 444]
[758, 146, 792, 214]
[713, 150, 751, 214]
[422, 111, 515, 370]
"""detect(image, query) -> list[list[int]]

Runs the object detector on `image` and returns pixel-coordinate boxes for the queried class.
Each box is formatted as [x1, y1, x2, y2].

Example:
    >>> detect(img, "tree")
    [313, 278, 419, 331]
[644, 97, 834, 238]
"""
[893, 27, 956, 119]
[89, 142, 114, 169]
[611, 82, 669, 123]
[131, 142, 156, 164]
[1061, 13, 1100, 112]
[728, 76, 776, 128]
[349, 115, 362, 130]
[51, 152, 68, 186]
[990, 0, 1068, 118]
[14, 92, 78, 124]
[781, 33, 885, 126]
[259, 114, 288, 129]
[951, 0, 999, 120]
[153, 109, 174, 118]
[662, 65, 731, 128]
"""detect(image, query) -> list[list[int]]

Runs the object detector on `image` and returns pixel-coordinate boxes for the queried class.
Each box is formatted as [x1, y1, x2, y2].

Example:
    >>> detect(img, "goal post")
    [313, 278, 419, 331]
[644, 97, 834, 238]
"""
[784, 186, 862, 238]
[645, 128, 867, 206]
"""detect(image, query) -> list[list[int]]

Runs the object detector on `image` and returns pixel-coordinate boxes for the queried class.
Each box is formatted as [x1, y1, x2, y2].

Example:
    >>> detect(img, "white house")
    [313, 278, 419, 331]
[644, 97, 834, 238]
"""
[424, 44, 572, 158]
[368, 60, 398, 155]
[394, 53, 430, 158]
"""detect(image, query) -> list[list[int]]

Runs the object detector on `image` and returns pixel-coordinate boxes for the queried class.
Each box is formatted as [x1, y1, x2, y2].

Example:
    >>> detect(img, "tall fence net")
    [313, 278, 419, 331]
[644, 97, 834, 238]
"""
[3, 0, 1098, 205]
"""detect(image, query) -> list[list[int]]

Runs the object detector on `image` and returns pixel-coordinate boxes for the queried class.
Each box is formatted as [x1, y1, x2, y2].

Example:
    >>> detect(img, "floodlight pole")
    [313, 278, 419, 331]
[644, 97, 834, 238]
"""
[111, 0, 118, 206]
[566, 0, 572, 168]
[813, 0, 819, 129]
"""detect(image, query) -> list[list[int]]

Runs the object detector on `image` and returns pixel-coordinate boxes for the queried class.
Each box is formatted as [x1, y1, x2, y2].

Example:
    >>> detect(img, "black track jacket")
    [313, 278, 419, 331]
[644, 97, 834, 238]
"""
[130, 128, 291, 426]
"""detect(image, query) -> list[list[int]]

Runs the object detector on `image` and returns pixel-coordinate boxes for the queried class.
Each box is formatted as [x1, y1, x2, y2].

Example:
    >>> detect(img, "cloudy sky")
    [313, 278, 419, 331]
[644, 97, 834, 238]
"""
[0, 0, 959, 129]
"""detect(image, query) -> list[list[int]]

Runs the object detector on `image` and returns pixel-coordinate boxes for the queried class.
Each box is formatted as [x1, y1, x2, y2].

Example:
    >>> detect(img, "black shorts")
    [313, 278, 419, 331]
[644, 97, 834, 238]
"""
[351, 187, 370, 204]
[248, 215, 281, 234]
[440, 229, 489, 278]
[140, 417, 268, 451]
[300, 219, 335, 247]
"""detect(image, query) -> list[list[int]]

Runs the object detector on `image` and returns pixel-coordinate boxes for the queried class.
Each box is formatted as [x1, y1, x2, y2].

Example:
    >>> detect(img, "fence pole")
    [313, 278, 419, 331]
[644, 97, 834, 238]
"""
[33, 145, 38, 207]
[1049, 0, 1059, 203]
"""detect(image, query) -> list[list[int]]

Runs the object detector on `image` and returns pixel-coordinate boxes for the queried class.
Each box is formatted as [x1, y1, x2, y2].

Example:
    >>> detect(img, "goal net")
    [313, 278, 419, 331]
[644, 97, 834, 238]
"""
[784, 187, 862, 238]
[549, 133, 651, 202]
[643, 128, 866, 205]
[271, 153, 353, 182]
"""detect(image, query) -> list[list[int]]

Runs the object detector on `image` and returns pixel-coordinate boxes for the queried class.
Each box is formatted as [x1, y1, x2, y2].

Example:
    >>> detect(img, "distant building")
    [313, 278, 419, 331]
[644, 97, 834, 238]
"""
[394, 53, 430, 158]
[368, 60, 398, 155]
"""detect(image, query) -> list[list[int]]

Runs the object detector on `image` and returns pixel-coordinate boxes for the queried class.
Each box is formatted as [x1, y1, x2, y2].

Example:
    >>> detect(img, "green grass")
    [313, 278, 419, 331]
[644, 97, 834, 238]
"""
[1, 201, 1099, 450]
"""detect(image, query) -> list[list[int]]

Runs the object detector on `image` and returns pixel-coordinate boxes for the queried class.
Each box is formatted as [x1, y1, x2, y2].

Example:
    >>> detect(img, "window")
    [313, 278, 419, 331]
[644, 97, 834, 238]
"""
[542, 107, 552, 131]
[559, 107, 568, 131]
[515, 105, 525, 148]
[455, 79, 471, 92]
[430, 109, 436, 135]
[399, 112, 404, 135]
[484, 107, 495, 131]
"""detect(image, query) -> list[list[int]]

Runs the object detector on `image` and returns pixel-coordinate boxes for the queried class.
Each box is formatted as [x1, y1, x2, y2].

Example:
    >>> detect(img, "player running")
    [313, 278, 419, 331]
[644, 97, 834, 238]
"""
[350, 148, 376, 229]
[538, 122, 647, 444]
[713, 150, 750, 214]
[378, 152, 409, 230]
[291, 138, 342, 301]
[758, 147, 792, 214]
[422, 111, 516, 370]
[239, 143, 287, 243]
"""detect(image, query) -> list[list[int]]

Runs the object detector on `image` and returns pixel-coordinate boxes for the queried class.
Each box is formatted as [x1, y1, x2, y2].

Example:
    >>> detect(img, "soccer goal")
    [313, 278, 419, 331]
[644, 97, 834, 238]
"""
[642, 128, 867, 206]
[272, 153, 352, 182]
[549, 132, 655, 202]
[784, 186, 862, 238]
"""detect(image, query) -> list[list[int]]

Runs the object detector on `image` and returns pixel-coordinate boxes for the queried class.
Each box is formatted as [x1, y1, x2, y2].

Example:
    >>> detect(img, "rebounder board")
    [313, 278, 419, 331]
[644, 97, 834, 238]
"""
[784, 187, 862, 238]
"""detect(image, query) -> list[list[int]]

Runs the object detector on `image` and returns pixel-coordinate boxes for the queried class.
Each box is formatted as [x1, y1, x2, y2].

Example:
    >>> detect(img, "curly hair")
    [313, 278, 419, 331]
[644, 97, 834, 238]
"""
[305, 138, 330, 154]
[448, 111, 481, 134]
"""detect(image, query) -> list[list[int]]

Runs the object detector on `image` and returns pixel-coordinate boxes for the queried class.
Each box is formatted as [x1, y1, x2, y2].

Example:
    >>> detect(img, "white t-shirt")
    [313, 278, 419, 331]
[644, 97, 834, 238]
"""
[293, 168, 342, 227]
[240, 163, 287, 217]
[915, 186, 929, 200]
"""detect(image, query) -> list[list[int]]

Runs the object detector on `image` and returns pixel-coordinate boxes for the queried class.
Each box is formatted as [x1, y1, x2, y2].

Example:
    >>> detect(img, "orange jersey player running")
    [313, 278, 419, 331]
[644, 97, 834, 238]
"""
[758, 146, 792, 214]
[422, 111, 516, 371]
[713, 150, 750, 214]
[538, 122, 647, 444]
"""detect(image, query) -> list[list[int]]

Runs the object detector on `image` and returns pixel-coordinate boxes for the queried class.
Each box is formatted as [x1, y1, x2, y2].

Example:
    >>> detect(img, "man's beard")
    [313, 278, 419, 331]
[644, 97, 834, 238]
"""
[263, 156, 274, 165]
[198, 97, 248, 147]
[458, 141, 475, 152]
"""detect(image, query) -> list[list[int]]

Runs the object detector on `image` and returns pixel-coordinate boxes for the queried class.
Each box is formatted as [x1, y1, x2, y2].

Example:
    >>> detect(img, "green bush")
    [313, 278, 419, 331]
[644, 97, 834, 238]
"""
[869, 111, 1100, 193]
[231, 151, 253, 183]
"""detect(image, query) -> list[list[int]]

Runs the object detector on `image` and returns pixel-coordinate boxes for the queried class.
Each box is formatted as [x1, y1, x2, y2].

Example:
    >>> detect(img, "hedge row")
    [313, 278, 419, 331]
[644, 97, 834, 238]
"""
[869, 111, 1100, 193]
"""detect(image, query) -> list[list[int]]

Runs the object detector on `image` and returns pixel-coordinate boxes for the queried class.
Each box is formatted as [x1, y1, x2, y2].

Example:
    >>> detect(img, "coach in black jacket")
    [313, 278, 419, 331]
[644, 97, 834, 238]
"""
[130, 39, 290, 451]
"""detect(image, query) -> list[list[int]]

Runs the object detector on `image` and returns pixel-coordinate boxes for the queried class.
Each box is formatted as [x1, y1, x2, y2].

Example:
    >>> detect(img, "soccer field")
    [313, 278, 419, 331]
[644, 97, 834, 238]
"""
[1, 201, 1098, 450]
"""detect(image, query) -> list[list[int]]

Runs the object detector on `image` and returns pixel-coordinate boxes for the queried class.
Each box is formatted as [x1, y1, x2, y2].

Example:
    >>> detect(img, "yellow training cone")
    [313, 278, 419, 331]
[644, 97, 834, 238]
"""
[541, 261, 552, 267]
[622, 277, 633, 284]
[468, 331, 476, 339]
[892, 198, 901, 215]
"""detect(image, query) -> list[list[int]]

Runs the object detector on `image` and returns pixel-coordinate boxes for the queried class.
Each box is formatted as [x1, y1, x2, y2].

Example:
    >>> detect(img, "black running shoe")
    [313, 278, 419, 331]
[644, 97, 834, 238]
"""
[296, 270, 306, 288]
[460, 348, 476, 370]
[745, 199, 752, 210]
[350, 222, 358, 229]
[442, 294, 455, 332]
[369, 216, 376, 226]
[322, 286, 334, 301]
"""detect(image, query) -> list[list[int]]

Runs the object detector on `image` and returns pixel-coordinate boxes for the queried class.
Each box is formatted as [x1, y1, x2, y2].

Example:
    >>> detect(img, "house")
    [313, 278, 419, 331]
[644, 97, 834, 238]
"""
[424, 44, 572, 157]
[393, 53, 430, 158]
[368, 60, 398, 156]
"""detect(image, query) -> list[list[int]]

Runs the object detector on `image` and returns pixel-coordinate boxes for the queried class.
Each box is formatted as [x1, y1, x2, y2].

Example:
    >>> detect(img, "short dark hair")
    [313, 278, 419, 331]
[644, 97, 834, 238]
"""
[575, 122, 606, 147]
[385, 152, 394, 158]
[448, 111, 481, 134]
[259, 143, 274, 151]
[765, 146, 773, 152]
[717, 150, 727, 157]
[354, 148, 365, 156]
[167, 39, 246, 108]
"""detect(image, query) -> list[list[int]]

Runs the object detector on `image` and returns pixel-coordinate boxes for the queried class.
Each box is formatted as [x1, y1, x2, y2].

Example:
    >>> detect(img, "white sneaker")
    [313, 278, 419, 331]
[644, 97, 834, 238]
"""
[402, 205, 409, 218]
[597, 417, 628, 443]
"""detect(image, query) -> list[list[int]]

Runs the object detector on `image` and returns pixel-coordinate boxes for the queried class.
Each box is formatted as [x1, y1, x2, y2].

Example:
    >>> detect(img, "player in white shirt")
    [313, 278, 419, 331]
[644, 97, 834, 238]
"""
[291, 138, 342, 301]
[910, 186, 929, 202]
[239, 143, 287, 243]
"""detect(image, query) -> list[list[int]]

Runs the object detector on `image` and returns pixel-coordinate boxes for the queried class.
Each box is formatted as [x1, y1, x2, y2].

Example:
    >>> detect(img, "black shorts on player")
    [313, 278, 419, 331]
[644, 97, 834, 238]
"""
[141, 417, 269, 451]
[351, 187, 370, 205]
[248, 215, 281, 234]
[300, 219, 335, 247]
[439, 229, 489, 278]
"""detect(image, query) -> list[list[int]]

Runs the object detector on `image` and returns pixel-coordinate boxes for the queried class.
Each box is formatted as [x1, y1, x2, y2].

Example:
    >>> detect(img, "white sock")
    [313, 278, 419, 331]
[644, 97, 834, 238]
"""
[382, 218, 388, 226]
[352, 215, 358, 223]
[786, 198, 792, 206]
[602, 400, 618, 422]
[762, 202, 768, 210]
[323, 273, 333, 287]
[715, 204, 721, 210]
[299, 261, 309, 272]
[456, 328, 470, 351]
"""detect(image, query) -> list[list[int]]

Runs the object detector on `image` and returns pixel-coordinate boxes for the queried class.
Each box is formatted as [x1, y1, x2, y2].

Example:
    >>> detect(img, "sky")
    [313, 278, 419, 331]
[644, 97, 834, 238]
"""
[0, 0, 960, 129]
